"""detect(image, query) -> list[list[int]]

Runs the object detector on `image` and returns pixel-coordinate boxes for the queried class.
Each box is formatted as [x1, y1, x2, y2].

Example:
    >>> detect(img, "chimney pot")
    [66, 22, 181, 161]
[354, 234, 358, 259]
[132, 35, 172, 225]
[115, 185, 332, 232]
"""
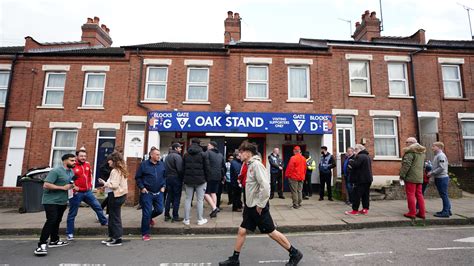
[101, 24, 107, 31]
[355, 22, 361, 27]
[234, 13, 240, 19]
[93, 16, 100, 24]
[370, 11, 376, 18]
[87, 17, 93, 23]
[106, 27, 110, 33]
[227, 11, 233, 18]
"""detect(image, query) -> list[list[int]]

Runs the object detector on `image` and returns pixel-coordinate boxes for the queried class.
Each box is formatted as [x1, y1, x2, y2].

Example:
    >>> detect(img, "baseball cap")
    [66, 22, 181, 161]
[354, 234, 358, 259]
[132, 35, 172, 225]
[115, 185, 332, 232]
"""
[209, 141, 218, 148]
[293, 145, 301, 151]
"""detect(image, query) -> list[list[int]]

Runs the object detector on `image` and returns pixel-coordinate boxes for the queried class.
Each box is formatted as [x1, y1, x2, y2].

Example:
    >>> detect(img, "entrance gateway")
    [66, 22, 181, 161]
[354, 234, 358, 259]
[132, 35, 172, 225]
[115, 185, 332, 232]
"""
[148, 111, 333, 187]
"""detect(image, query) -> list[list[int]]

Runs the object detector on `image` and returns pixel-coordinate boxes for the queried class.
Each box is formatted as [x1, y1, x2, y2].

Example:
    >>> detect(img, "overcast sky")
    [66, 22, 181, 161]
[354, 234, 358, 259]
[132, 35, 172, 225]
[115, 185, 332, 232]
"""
[0, 0, 472, 47]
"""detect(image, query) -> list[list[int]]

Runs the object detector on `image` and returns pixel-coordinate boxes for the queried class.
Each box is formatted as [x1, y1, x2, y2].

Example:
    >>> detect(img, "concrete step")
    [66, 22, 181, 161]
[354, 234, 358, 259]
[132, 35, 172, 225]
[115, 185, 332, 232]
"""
[370, 190, 385, 201]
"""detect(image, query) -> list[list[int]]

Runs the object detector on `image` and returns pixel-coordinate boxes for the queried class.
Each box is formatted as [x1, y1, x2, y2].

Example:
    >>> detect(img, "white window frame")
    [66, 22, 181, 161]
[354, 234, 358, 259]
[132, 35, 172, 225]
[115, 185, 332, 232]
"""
[349, 61, 371, 95]
[82, 72, 106, 107]
[50, 129, 78, 168]
[0, 71, 9, 106]
[373, 117, 399, 158]
[336, 116, 355, 155]
[186, 67, 209, 102]
[441, 65, 463, 98]
[145, 66, 168, 100]
[388, 62, 409, 96]
[461, 119, 474, 160]
[42, 72, 66, 107]
[287, 65, 310, 100]
[246, 65, 269, 99]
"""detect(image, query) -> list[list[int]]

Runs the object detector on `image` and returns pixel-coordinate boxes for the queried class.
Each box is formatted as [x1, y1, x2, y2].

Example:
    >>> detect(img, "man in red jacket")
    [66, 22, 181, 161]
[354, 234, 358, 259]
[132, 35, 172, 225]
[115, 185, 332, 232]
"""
[285, 146, 307, 209]
[66, 149, 107, 240]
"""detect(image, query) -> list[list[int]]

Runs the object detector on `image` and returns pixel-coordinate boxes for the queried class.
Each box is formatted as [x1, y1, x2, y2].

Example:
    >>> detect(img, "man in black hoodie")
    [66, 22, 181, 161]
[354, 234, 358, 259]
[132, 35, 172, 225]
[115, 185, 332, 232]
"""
[182, 138, 210, 226]
[164, 143, 184, 222]
[345, 144, 373, 216]
[205, 141, 226, 218]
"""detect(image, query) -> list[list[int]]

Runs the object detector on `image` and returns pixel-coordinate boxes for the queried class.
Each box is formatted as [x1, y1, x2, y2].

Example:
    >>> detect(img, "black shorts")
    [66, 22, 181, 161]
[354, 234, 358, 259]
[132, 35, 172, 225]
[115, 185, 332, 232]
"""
[240, 204, 275, 234]
[205, 180, 219, 194]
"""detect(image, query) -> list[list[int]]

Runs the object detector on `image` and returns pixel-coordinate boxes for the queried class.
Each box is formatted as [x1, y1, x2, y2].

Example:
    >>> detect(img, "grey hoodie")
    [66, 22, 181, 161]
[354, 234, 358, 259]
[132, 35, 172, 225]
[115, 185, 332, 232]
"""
[430, 150, 449, 179]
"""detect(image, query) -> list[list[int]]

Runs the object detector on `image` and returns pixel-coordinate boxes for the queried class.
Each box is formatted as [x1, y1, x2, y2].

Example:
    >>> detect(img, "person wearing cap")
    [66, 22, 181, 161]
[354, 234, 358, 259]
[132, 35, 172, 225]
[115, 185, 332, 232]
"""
[318, 146, 336, 201]
[285, 146, 307, 209]
[164, 143, 184, 222]
[205, 141, 226, 218]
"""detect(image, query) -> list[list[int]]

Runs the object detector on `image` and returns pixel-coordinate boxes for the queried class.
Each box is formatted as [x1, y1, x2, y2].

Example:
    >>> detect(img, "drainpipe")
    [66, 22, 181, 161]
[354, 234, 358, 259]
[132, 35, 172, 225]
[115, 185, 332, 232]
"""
[0, 53, 19, 150]
[409, 48, 426, 141]
[135, 48, 151, 157]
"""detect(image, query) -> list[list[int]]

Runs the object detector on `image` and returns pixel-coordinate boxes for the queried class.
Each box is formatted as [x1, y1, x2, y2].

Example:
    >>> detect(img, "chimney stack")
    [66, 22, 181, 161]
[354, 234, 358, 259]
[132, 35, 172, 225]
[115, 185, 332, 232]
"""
[224, 11, 241, 44]
[352, 10, 381, 42]
[81, 16, 113, 47]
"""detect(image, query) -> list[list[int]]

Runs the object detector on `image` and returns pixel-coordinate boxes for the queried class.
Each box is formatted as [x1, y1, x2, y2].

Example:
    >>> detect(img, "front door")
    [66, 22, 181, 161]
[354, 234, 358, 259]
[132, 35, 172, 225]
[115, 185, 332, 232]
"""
[95, 130, 116, 186]
[3, 128, 27, 187]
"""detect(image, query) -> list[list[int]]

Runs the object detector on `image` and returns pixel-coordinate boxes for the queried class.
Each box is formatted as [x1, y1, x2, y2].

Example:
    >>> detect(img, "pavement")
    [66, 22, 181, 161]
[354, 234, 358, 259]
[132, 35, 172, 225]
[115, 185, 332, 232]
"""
[1, 192, 473, 236]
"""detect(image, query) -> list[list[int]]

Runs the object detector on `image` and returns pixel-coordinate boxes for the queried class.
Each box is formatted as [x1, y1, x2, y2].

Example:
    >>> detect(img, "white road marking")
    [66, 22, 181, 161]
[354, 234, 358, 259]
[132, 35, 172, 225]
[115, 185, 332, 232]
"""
[453, 237, 474, 243]
[344, 251, 393, 257]
[427, 247, 474, 251]
[259, 260, 288, 264]
[159, 263, 211, 266]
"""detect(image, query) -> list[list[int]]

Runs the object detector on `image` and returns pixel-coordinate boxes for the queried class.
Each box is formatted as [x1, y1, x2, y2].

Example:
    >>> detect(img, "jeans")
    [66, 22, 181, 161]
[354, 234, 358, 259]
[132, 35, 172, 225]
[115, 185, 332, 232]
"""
[352, 183, 371, 211]
[164, 177, 183, 219]
[232, 185, 243, 210]
[39, 204, 67, 245]
[108, 193, 125, 239]
[270, 171, 284, 197]
[303, 173, 313, 197]
[435, 177, 451, 214]
[66, 190, 107, 235]
[344, 175, 354, 203]
[319, 174, 332, 199]
[184, 183, 206, 221]
[140, 191, 164, 235]
[405, 182, 425, 217]
[289, 179, 303, 206]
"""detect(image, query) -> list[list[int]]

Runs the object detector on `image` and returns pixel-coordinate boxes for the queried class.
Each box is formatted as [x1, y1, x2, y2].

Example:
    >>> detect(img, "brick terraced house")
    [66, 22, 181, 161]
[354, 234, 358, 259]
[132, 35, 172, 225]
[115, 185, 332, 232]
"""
[0, 11, 472, 204]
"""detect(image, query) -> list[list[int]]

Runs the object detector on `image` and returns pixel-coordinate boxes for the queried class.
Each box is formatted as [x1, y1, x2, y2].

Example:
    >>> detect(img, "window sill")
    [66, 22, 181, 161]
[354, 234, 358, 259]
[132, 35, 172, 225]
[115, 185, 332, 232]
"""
[141, 100, 169, 104]
[373, 157, 402, 161]
[388, 95, 414, 99]
[0, 104, 4, 108]
[349, 94, 375, 98]
[182, 101, 211, 105]
[78, 106, 105, 110]
[244, 98, 272, 102]
[443, 97, 468, 101]
[36, 105, 64, 109]
[286, 99, 314, 103]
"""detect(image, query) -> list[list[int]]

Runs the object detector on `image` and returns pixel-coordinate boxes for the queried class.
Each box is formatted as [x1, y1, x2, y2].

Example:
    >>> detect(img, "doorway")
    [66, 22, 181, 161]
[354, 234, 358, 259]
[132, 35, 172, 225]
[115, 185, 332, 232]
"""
[94, 130, 116, 187]
[3, 128, 27, 187]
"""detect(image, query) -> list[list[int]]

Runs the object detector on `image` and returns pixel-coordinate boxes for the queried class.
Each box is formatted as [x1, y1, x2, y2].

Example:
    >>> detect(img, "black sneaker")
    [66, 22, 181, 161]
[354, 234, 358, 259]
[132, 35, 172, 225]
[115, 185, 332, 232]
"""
[34, 244, 48, 256]
[172, 217, 184, 222]
[286, 249, 303, 266]
[210, 208, 218, 218]
[219, 256, 240, 266]
[106, 238, 122, 247]
[278, 195, 286, 199]
[48, 240, 69, 248]
[164, 215, 172, 222]
[101, 238, 113, 245]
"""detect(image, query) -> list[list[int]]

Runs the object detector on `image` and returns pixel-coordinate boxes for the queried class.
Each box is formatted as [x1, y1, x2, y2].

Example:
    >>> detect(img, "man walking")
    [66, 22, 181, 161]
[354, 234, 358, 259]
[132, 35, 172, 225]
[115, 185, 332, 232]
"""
[400, 137, 426, 219]
[285, 146, 307, 209]
[428, 142, 452, 218]
[219, 141, 303, 266]
[135, 147, 166, 241]
[318, 146, 336, 201]
[303, 151, 316, 200]
[268, 148, 284, 199]
[34, 154, 75, 256]
[66, 149, 107, 241]
[204, 141, 226, 218]
[164, 143, 184, 222]
[183, 138, 210, 226]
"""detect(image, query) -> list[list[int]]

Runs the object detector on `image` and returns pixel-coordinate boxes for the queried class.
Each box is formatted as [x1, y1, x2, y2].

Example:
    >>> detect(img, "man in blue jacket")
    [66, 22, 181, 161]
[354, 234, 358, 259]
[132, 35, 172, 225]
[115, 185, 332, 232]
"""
[135, 147, 166, 241]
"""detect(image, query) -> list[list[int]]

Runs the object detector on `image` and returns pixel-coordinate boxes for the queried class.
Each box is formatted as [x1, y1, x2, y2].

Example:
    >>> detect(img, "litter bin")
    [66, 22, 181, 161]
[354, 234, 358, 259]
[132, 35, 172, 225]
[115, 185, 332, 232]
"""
[20, 167, 52, 213]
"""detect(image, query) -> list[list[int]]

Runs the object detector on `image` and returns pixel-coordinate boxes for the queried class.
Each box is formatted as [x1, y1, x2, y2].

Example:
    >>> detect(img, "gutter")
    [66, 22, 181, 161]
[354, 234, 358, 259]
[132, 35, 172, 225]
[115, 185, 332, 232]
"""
[0, 53, 19, 150]
[409, 47, 426, 141]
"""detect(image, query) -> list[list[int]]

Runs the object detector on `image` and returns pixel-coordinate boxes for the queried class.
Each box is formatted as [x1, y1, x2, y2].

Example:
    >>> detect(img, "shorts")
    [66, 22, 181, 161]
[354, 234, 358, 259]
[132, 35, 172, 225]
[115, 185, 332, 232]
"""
[205, 180, 219, 194]
[240, 203, 275, 234]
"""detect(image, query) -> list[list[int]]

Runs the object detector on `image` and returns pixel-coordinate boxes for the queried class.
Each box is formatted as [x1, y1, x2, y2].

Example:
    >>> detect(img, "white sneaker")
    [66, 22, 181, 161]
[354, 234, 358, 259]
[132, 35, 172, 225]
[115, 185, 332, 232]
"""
[197, 218, 208, 225]
[66, 234, 74, 241]
[34, 244, 48, 256]
[183, 219, 190, 225]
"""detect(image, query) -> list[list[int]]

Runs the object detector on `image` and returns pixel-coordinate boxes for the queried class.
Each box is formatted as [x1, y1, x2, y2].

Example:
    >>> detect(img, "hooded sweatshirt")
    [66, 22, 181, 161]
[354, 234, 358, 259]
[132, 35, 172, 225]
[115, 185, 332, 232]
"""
[245, 155, 270, 208]
[399, 143, 426, 184]
[183, 143, 210, 185]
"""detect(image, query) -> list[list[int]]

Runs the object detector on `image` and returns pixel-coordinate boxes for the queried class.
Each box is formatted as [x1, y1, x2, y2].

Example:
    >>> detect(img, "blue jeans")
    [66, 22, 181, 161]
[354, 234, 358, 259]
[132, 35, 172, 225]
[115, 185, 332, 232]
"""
[165, 177, 183, 219]
[435, 177, 451, 214]
[344, 175, 354, 203]
[67, 190, 107, 235]
[140, 191, 164, 235]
